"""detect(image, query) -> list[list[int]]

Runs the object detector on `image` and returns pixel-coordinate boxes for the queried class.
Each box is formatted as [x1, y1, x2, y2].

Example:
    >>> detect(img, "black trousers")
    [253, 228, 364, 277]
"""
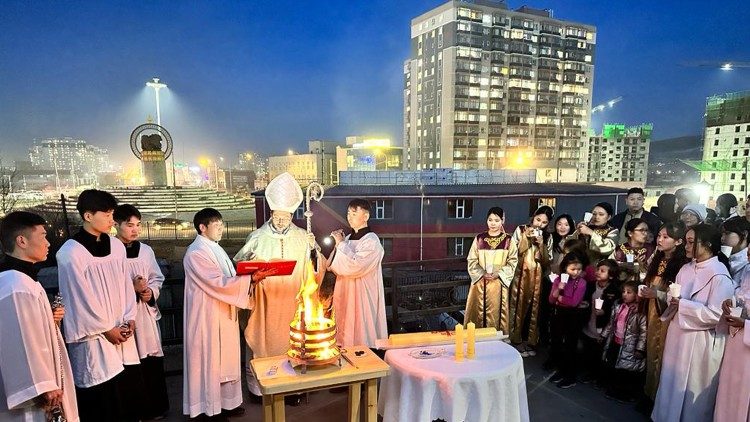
[76, 371, 133, 422]
[140, 356, 170, 418]
[580, 333, 604, 381]
[602, 342, 642, 399]
[549, 307, 584, 381]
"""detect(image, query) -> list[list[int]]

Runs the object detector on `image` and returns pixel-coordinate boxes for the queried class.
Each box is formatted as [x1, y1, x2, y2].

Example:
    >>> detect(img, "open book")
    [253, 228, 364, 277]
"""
[236, 259, 297, 276]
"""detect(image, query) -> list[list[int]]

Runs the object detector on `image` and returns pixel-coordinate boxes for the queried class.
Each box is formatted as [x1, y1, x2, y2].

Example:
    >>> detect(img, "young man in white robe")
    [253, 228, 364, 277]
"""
[114, 204, 169, 419]
[0, 211, 79, 422]
[183, 208, 259, 419]
[233, 172, 323, 405]
[652, 224, 735, 422]
[328, 199, 387, 348]
[56, 189, 141, 421]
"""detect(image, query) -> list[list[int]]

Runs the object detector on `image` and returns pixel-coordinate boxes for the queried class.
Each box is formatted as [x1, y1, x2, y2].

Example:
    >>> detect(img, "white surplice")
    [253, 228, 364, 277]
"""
[329, 231, 387, 348]
[652, 257, 735, 422]
[714, 272, 750, 422]
[0, 270, 79, 422]
[56, 237, 139, 388]
[124, 242, 165, 359]
[183, 235, 253, 418]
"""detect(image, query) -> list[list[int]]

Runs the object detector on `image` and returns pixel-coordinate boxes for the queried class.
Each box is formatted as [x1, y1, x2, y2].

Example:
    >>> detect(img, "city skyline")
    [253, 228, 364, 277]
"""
[1, 0, 748, 167]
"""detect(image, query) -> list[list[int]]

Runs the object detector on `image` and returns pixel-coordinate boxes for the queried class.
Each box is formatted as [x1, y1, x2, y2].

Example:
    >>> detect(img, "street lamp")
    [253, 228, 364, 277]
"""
[146, 77, 167, 126]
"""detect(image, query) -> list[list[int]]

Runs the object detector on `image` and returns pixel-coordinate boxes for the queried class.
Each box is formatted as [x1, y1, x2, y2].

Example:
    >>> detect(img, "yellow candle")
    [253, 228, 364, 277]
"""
[455, 324, 464, 361]
[466, 322, 476, 358]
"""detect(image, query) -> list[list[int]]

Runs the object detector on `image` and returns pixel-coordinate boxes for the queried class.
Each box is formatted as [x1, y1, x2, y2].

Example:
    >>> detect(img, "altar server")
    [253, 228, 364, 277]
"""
[114, 204, 169, 419]
[56, 189, 140, 421]
[183, 208, 255, 418]
[328, 199, 387, 347]
[0, 211, 78, 421]
[234, 172, 323, 401]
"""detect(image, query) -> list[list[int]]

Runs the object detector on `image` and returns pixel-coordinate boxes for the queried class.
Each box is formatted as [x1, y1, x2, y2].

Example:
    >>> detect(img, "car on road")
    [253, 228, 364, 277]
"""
[152, 217, 191, 230]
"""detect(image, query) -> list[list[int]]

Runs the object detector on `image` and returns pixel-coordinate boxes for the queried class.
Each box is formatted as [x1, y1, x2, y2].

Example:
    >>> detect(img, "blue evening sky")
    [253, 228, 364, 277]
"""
[1, 0, 748, 166]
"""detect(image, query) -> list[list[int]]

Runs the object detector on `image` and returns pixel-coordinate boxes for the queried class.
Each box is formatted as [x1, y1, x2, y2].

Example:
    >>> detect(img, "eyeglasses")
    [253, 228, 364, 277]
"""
[633, 228, 649, 233]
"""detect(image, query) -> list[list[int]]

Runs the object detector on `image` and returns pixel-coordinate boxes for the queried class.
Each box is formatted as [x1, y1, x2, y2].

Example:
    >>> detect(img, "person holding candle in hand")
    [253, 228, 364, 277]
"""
[510, 205, 554, 357]
[614, 218, 655, 279]
[580, 259, 620, 386]
[638, 221, 688, 405]
[465, 207, 519, 335]
[713, 269, 750, 422]
[571, 202, 618, 266]
[547, 252, 589, 389]
[652, 224, 734, 422]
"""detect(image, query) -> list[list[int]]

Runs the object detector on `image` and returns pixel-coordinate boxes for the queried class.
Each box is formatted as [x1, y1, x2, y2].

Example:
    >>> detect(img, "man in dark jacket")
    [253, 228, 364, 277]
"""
[611, 187, 661, 245]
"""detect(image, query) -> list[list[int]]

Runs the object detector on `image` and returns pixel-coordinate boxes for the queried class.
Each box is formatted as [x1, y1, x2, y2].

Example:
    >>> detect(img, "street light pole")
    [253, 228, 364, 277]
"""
[145, 77, 177, 218]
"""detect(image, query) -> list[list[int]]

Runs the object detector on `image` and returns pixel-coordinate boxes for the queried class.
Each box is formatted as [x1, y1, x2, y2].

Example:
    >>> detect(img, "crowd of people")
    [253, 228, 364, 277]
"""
[463, 187, 750, 421]
[0, 172, 388, 421]
[2, 177, 750, 421]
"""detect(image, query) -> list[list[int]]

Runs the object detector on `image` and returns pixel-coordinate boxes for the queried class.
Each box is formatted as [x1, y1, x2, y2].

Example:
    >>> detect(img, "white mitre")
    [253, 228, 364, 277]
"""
[266, 172, 303, 213]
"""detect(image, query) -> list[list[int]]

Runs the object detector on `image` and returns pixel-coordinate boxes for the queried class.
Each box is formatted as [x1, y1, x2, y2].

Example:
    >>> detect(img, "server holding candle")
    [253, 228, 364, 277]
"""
[652, 224, 734, 422]
[464, 207, 519, 335]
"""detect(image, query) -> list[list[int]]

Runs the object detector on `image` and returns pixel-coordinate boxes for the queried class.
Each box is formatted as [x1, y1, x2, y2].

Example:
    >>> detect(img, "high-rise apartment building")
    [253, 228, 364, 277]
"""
[699, 91, 750, 198]
[586, 124, 651, 185]
[29, 137, 111, 175]
[403, 0, 595, 182]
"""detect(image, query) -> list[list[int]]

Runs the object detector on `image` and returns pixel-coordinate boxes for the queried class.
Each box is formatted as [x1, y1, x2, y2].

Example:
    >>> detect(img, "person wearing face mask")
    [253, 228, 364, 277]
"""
[719, 216, 749, 288]
[233, 172, 323, 405]
[610, 188, 662, 246]
[571, 202, 619, 265]
[464, 207, 519, 335]
[509, 206, 554, 357]
[652, 224, 735, 422]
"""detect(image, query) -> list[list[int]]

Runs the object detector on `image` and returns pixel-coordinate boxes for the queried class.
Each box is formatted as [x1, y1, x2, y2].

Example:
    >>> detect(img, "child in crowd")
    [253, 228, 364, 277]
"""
[546, 252, 589, 389]
[560, 238, 597, 283]
[580, 259, 621, 385]
[600, 281, 647, 402]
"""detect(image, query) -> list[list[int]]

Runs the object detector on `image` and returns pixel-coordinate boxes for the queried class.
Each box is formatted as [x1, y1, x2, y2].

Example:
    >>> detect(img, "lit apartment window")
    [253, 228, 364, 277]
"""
[370, 200, 394, 219]
[448, 199, 473, 219]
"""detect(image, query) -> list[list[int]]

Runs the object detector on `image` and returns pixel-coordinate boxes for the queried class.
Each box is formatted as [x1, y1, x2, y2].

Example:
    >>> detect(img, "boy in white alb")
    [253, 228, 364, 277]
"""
[56, 189, 140, 421]
[183, 208, 256, 419]
[114, 204, 169, 419]
[0, 211, 79, 421]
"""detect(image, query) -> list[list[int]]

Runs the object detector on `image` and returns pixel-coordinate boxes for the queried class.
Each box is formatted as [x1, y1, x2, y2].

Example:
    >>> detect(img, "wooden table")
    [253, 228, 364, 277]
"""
[251, 346, 390, 422]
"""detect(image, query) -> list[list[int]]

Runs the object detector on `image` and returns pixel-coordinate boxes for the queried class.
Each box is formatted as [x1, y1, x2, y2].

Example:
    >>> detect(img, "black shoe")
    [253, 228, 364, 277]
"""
[222, 406, 245, 417]
[549, 372, 564, 384]
[284, 394, 303, 407]
[557, 379, 577, 389]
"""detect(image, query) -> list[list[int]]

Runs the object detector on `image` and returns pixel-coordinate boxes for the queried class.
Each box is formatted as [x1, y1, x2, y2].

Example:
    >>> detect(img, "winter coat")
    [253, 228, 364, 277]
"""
[601, 301, 647, 372]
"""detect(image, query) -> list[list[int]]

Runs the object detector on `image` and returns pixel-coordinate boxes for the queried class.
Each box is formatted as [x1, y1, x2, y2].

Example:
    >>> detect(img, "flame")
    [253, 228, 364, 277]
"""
[288, 259, 340, 362]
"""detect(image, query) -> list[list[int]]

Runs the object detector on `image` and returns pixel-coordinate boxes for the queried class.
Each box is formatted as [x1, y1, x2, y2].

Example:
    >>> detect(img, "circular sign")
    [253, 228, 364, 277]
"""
[129, 123, 173, 160]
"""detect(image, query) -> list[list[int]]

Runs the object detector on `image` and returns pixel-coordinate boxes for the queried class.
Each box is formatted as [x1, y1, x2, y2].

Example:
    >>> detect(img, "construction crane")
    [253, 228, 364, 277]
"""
[591, 96, 623, 114]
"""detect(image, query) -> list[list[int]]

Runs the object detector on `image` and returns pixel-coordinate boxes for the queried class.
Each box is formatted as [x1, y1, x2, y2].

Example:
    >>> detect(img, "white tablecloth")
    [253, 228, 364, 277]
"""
[378, 341, 529, 422]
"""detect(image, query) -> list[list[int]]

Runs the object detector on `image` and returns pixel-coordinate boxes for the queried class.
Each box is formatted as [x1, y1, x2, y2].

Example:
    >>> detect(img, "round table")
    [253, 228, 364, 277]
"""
[378, 341, 529, 422]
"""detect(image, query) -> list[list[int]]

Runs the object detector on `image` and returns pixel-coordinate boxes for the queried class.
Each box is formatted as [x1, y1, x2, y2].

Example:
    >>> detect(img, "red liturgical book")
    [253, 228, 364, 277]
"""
[236, 260, 297, 276]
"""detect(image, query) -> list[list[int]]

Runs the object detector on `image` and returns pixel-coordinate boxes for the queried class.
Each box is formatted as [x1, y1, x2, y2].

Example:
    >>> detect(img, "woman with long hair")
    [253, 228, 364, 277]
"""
[652, 224, 734, 422]
[509, 205, 554, 357]
[465, 207, 519, 334]
[551, 214, 575, 274]
[720, 216, 750, 286]
[638, 222, 689, 404]
[573, 202, 618, 265]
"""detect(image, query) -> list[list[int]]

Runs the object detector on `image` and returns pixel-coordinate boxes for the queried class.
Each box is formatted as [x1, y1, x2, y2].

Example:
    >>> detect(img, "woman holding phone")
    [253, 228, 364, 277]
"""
[572, 202, 618, 265]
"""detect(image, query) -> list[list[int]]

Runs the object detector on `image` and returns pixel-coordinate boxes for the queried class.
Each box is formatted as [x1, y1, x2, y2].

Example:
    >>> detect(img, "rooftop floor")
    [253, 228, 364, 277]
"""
[160, 346, 650, 421]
